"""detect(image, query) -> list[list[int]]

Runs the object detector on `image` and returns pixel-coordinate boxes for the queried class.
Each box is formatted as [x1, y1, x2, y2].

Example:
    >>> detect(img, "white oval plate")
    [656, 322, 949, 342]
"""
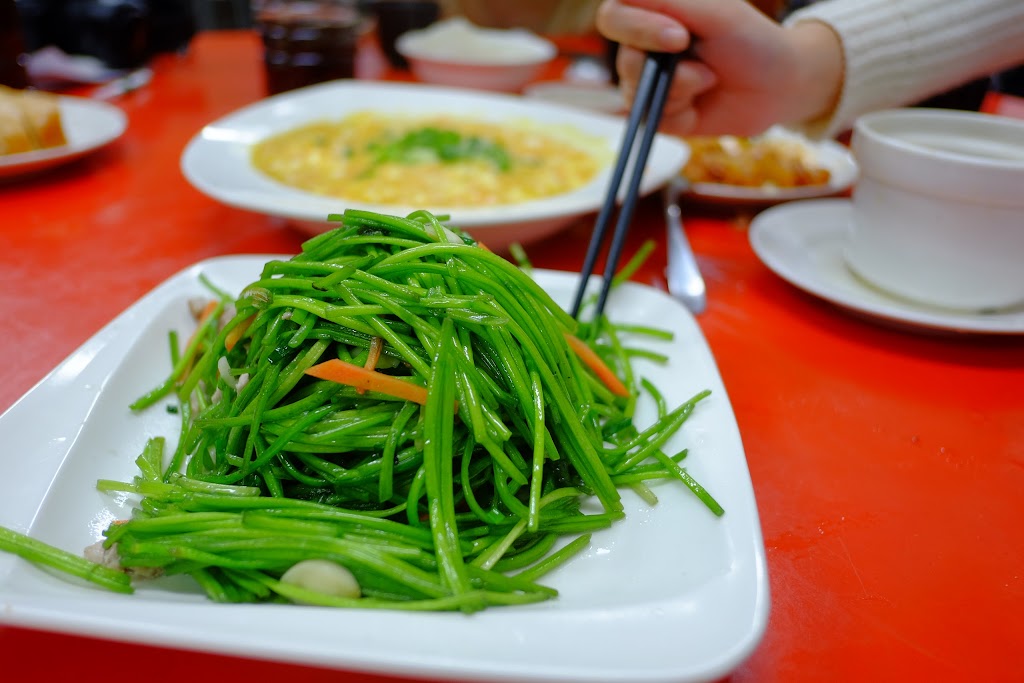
[180, 80, 688, 250]
[686, 128, 858, 205]
[749, 198, 1024, 334]
[0, 95, 127, 179]
[0, 255, 767, 683]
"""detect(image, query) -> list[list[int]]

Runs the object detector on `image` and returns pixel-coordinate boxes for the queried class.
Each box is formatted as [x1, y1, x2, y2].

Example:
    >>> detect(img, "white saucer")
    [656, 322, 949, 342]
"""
[749, 198, 1024, 334]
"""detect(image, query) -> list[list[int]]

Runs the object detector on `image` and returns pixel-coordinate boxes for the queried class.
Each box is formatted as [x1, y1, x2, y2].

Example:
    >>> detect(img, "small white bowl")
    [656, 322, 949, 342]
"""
[395, 18, 557, 93]
[846, 108, 1024, 311]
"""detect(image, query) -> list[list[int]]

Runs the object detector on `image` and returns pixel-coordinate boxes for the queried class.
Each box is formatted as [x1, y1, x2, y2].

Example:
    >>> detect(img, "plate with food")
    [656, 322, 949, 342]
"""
[0, 212, 767, 682]
[681, 127, 858, 204]
[180, 80, 688, 250]
[0, 86, 127, 179]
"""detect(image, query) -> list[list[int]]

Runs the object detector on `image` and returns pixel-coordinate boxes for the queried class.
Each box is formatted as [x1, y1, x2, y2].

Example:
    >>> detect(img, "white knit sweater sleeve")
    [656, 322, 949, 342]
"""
[783, 0, 1024, 138]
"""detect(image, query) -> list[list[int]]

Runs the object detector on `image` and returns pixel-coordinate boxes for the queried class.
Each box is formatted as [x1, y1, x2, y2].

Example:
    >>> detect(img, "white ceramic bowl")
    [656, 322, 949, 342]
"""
[847, 108, 1024, 311]
[395, 18, 556, 93]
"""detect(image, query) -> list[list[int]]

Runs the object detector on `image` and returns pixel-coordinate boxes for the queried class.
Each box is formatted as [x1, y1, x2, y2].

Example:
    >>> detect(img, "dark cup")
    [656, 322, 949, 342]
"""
[0, 0, 29, 88]
[366, 0, 439, 69]
[255, 1, 373, 95]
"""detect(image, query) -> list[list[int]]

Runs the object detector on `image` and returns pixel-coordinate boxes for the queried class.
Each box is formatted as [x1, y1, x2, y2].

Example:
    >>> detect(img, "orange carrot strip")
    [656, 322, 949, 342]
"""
[178, 300, 219, 381]
[225, 314, 255, 352]
[306, 359, 429, 405]
[194, 300, 219, 325]
[563, 332, 630, 398]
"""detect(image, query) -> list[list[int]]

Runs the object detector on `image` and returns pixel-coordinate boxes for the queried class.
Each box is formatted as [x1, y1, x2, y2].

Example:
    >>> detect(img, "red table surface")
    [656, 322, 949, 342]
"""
[1, 31, 1023, 683]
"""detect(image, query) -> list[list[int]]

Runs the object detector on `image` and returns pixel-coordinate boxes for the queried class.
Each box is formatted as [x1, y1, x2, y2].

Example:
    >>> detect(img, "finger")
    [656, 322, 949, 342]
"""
[674, 60, 717, 98]
[617, 51, 712, 121]
[646, 62, 715, 117]
[661, 107, 699, 137]
[657, 73, 700, 120]
[612, 0, 763, 38]
[615, 45, 647, 92]
[617, 44, 715, 95]
[596, 0, 691, 53]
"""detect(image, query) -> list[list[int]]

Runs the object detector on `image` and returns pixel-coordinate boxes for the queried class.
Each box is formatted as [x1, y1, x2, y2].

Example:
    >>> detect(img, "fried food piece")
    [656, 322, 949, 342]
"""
[683, 135, 831, 188]
[0, 97, 34, 155]
[0, 85, 67, 156]
[17, 89, 67, 149]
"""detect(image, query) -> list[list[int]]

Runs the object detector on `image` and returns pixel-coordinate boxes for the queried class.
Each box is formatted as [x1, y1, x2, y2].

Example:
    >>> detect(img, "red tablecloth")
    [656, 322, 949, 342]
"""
[1, 30, 1022, 683]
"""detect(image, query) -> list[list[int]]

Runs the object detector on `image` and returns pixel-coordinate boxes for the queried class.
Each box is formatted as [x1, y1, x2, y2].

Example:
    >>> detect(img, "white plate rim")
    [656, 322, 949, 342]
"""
[0, 95, 127, 177]
[179, 80, 687, 232]
[0, 254, 768, 683]
[749, 197, 1024, 334]
[686, 130, 858, 204]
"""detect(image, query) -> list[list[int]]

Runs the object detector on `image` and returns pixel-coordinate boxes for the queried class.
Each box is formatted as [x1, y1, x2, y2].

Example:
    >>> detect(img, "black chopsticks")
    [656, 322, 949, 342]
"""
[570, 51, 682, 321]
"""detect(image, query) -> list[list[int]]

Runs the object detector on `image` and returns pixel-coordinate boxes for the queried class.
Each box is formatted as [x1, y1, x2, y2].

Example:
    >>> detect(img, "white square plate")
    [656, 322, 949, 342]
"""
[0, 256, 768, 683]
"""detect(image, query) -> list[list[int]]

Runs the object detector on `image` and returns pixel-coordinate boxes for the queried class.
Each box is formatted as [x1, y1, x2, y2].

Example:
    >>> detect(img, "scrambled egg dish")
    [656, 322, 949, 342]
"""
[251, 112, 603, 207]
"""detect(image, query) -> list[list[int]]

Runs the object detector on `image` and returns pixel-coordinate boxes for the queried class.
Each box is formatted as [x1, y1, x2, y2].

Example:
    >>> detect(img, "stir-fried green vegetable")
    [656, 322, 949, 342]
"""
[366, 127, 512, 174]
[2, 209, 720, 610]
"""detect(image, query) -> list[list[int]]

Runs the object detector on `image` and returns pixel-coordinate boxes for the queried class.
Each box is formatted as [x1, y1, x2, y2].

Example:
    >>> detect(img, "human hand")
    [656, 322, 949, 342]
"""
[595, 0, 843, 136]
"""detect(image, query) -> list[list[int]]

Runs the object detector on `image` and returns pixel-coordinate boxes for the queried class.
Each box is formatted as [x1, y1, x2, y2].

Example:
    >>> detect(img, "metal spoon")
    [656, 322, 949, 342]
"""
[663, 177, 707, 314]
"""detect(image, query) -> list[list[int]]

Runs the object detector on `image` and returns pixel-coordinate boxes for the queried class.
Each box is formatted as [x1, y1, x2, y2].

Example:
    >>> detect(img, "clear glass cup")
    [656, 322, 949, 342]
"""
[252, 0, 374, 95]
